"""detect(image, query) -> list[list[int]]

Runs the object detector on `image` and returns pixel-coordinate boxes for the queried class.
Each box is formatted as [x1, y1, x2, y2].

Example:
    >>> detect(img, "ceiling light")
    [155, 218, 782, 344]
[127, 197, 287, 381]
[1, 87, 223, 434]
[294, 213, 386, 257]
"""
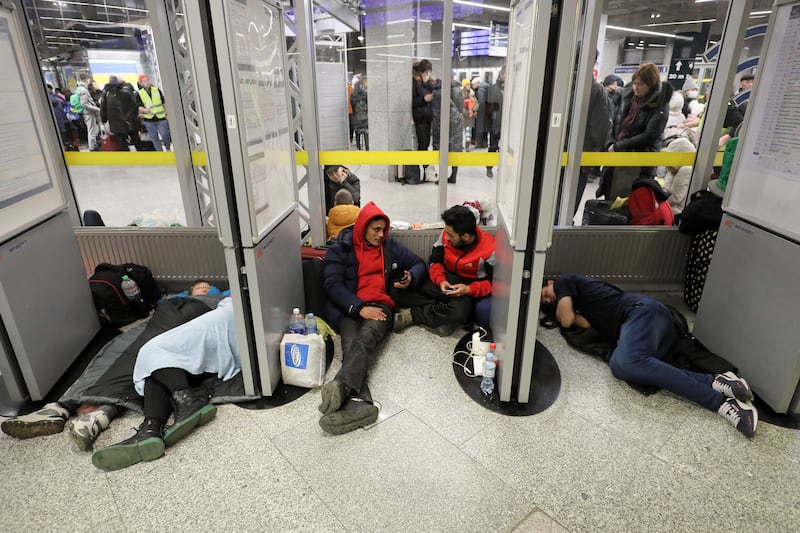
[645, 18, 716, 27]
[453, 0, 511, 13]
[606, 24, 693, 40]
[453, 22, 491, 31]
[750, 10, 771, 16]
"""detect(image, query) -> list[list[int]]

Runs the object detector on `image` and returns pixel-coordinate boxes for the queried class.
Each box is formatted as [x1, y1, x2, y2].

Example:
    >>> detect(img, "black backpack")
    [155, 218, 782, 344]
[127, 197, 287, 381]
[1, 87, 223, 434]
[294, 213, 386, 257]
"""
[88, 263, 162, 327]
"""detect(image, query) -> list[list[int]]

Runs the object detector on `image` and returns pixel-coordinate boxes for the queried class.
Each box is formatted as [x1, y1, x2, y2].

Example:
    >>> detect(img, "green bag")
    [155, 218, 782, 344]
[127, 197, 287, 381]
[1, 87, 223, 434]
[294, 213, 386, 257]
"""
[69, 92, 83, 114]
[717, 137, 738, 192]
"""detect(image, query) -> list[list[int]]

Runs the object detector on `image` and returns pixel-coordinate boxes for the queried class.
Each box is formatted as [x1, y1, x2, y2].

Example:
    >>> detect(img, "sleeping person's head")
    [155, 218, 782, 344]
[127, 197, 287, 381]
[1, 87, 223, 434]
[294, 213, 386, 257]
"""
[189, 279, 212, 296]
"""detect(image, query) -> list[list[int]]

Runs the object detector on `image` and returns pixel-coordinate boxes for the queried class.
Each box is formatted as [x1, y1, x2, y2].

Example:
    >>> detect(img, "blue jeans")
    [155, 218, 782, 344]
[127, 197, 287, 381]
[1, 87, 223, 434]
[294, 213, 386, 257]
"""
[608, 297, 724, 410]
[143, 119, 171, 151]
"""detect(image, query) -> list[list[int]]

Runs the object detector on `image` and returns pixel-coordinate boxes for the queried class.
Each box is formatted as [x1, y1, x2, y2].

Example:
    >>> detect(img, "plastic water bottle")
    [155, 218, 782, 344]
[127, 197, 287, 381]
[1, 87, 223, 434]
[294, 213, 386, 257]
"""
[289, 307, 306, 334]
[481, 351, 496, 395]
[121, 275, 142, 301]
[305, 313, 318, 335]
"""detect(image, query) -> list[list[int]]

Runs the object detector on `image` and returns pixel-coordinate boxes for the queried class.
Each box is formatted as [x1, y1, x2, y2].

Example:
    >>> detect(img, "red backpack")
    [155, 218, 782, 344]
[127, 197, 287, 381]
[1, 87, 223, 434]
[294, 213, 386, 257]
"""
[628, 186, 674, 226]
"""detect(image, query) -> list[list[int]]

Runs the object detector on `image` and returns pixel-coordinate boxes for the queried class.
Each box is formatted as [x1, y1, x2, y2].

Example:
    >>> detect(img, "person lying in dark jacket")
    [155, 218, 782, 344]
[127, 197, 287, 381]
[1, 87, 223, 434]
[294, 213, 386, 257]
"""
[319, 201, 427, 435]
[541, 274, 758, 438]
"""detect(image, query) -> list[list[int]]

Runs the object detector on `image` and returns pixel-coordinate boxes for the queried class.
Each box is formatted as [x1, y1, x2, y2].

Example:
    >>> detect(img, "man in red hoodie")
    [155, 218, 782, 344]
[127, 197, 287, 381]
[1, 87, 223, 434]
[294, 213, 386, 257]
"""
[321, 202, 427, 434]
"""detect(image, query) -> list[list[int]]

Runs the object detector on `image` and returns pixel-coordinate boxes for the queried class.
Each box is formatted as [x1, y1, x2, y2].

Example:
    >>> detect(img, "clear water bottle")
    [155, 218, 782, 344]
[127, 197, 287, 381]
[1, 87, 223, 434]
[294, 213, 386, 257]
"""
[121, 275, 142, 301]
[289, 307, 306, 334]
[305, 313, 317, 335]
[481, 352, 496, 395]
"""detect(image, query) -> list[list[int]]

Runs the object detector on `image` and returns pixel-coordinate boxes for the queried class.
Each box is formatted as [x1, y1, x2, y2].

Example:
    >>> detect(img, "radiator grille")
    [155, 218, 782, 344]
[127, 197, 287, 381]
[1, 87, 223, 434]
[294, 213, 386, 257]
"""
[545, 228, 690, 288]
[75, 228, 227, 283]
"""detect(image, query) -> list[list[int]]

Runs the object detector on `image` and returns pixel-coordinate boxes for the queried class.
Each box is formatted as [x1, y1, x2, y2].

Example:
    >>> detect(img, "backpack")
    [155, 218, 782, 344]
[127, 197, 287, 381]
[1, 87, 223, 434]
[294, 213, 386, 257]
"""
[628, 186, 674, 226]
[88, 263, 162, 327]
[69, 92, 84, 114]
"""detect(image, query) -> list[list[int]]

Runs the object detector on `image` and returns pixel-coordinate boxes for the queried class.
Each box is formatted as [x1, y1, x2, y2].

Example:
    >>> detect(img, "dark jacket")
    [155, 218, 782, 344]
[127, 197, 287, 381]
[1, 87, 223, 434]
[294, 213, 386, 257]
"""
[49, 93, 67, 131]
[430, 79, 464, 152]
[350, 81, 368, 133]
[611, 82, 672, 153]
[475, 82, 489, 135]
[324, 202, 427, 328]
[324, 167, 360, 212]
[412, 78, 435, 123]
[100, 83, 137, 135]
[585, 81, 613, 152]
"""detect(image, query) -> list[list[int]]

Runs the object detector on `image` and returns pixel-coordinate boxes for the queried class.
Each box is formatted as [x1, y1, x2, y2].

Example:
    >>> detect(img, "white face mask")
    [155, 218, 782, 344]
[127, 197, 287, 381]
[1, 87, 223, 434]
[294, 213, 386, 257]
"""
[686, 90, 698, 99]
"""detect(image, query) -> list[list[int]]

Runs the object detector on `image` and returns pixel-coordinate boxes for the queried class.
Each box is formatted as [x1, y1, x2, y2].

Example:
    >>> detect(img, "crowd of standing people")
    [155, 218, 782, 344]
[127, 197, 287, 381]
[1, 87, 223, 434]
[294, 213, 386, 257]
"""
[47, 72, 172, 152]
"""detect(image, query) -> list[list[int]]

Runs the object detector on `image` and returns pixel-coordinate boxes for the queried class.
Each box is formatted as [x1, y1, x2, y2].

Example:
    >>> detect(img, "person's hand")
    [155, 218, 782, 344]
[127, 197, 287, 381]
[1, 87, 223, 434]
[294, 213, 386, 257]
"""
[393, 271, 412, 290]
[440, 281, 469, 296]
[424, 93, 433, 103]
[359, 305, 387, 321]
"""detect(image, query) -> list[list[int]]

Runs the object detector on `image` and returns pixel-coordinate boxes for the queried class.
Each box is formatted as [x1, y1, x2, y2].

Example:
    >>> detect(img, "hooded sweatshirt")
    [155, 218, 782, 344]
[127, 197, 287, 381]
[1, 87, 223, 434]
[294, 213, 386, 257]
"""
[326, 204, 360, 241]
[352, 202, 394, 309]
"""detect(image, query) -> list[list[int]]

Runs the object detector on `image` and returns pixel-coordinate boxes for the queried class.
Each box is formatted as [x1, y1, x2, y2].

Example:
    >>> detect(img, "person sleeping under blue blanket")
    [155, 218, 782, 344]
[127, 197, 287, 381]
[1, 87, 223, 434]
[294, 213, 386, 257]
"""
[92, 295, 240, 471]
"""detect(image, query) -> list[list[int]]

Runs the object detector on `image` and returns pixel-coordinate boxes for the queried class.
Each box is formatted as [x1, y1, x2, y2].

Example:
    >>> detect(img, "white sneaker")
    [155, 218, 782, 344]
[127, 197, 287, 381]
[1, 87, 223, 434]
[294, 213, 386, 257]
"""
[0, 403, 68, 439]
[68, 411, 109, 451]
[424, 165, 438, 182]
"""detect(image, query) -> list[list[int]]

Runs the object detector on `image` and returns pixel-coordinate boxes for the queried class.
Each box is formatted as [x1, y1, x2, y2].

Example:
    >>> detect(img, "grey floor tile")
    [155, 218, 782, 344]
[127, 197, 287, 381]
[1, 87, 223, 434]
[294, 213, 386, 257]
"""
[272, 409, 535, 532]
[370, 328, 503, 446]
[511, 509, 572, 533]
[0, 430, 123, 531]
[101, 406, 346, 532]
[655, 413, 800, 531]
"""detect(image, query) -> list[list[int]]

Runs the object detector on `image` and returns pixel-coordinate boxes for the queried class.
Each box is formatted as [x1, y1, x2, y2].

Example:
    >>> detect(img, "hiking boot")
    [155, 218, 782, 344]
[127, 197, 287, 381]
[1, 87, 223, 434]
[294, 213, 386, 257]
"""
[713, 371, 754, 402]
[393, 308, 414, 333]
[319, 397, 379, 435]
[67, 410, 110, 452]
[91, 418, 165, 471]
[162, 389, 217, 446]
[0, 403, 68, 439]
[717, 398, 758, 438]
[318, 380, 346, 415]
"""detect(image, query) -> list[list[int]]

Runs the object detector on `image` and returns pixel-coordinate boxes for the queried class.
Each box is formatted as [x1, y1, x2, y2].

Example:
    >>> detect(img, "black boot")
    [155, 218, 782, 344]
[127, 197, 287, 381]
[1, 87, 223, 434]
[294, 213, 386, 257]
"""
[91, 418, 165, 471]
[163, 389, 217, 446]
[319, 384, 379, 435]
[447, 167, 458, 184]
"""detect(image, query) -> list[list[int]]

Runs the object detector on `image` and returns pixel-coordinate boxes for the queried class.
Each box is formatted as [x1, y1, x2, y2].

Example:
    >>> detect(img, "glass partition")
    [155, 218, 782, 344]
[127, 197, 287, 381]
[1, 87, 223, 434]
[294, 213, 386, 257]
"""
[24, 0, 195, 227]
[562, 0, 773, 227]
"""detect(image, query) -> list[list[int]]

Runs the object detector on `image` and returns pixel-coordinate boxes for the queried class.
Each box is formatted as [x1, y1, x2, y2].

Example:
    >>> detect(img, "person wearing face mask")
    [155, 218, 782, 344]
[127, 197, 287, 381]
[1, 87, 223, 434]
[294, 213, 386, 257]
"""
[681, 78, 702, 118]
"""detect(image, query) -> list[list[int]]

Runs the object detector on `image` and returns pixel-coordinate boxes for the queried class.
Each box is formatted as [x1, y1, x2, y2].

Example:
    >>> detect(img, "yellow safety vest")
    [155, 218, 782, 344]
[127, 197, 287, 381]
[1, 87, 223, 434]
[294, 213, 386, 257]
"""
[138, 87, 166, 119]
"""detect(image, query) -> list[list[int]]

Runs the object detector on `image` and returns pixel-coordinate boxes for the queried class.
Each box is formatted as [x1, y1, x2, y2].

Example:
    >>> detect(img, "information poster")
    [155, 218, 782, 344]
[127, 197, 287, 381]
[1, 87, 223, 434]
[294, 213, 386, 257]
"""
[727, 1, 800, 242]
[0, 16, 52, 211]
[496, 0, 533, 237]
[228, 0, 295, 241]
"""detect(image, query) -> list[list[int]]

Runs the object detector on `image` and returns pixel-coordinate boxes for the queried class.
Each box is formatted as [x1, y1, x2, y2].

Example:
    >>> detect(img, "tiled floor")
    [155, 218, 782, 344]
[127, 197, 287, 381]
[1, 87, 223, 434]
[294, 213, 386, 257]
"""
[2, 304, 798, 532]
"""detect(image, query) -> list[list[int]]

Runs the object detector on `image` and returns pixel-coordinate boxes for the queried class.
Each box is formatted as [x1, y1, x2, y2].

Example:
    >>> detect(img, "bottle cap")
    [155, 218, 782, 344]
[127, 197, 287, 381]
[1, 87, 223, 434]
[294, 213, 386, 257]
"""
[122, 275, 130, 281]
[307, 313, 314, 318]
[489, 342, 496, 351]
[292, 307, 300, 314]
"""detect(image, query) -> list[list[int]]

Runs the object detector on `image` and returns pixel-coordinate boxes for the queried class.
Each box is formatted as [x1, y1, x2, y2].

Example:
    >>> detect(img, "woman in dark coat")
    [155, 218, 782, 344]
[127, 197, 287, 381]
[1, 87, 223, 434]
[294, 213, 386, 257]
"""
[601, 63, 672, 200]
[350, 77, 369, 150]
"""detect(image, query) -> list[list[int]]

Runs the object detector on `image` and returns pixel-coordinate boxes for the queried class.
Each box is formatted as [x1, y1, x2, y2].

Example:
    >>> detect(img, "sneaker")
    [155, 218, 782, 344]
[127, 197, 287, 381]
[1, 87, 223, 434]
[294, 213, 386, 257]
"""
[319, 397, 379, 435]
[393, 308, 414, 333]
[713, 371, 754, 402]
[318, 380, 346, 415]
[717, 398, 758, 438]
[424, 166, 438, 182]
[0, 403, 68, 439]
[68, 412, 105, 451]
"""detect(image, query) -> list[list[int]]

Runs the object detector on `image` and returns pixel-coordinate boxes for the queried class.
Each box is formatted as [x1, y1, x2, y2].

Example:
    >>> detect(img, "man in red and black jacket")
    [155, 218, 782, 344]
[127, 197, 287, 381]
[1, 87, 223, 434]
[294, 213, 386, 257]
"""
[395, 205, 495, 336]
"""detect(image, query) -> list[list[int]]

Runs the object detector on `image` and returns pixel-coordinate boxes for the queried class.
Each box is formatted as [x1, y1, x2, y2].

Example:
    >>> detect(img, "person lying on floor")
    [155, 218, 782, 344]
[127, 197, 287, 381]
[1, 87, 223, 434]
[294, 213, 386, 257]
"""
[91, 294, 240, 471]
[1, 279, 215, 451]
[320, 201, 427, 435]
[540, 274, 758, 438]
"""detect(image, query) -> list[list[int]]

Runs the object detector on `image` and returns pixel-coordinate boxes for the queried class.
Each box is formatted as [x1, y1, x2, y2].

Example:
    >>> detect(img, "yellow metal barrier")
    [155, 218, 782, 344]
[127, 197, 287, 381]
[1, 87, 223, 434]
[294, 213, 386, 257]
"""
[63, 150, 724, 168]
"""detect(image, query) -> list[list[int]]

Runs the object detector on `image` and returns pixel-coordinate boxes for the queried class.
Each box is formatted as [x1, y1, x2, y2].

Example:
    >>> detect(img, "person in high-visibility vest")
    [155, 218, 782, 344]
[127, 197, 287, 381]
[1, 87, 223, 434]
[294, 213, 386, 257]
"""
[136, 74, 171, 151]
